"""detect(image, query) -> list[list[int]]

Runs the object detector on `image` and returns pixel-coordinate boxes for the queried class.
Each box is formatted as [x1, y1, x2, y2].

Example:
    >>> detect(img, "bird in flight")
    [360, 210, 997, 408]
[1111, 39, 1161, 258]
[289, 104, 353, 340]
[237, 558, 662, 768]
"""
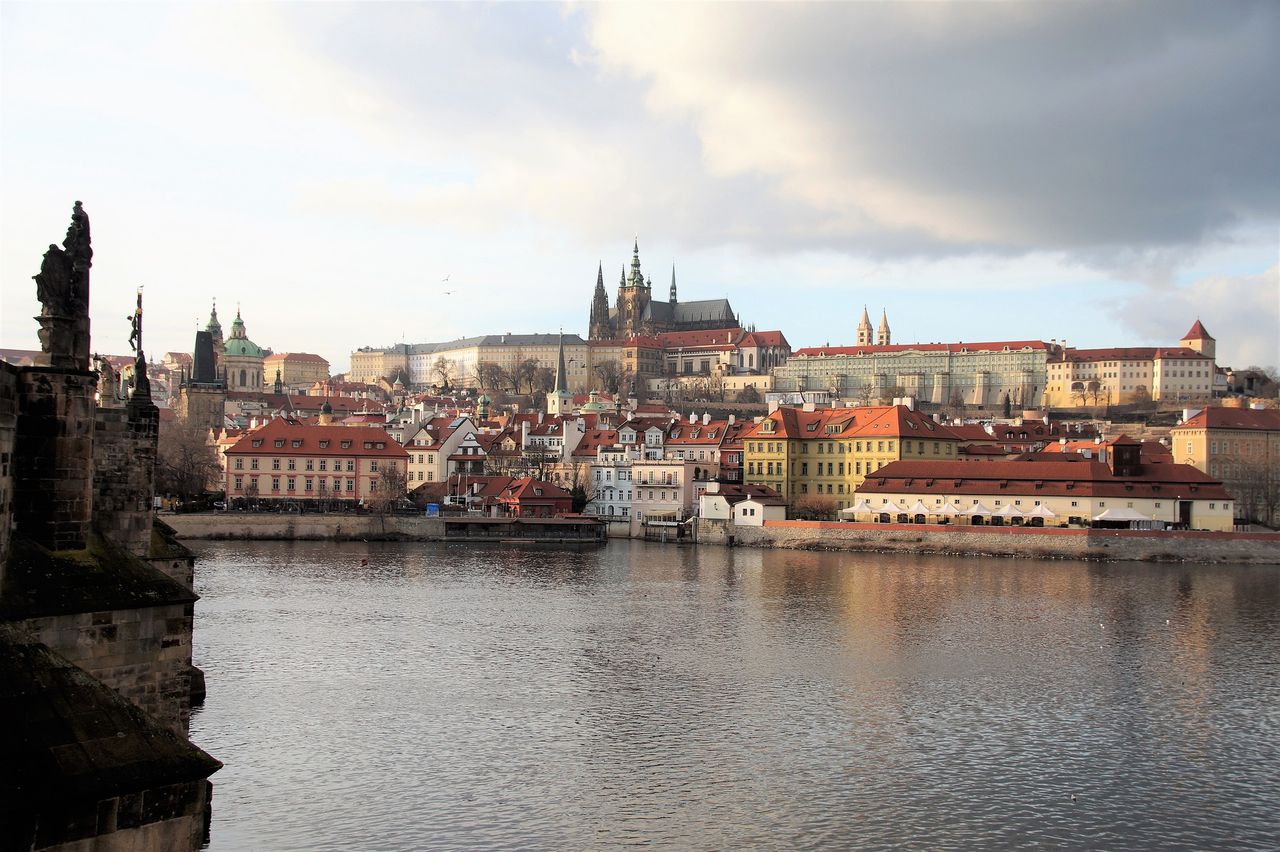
[442, 274, 455, 295]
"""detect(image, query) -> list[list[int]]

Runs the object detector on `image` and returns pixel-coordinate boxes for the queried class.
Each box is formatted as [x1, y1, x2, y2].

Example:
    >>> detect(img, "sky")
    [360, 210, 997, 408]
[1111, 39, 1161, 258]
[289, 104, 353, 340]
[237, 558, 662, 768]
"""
[2, 1, 1277, 374]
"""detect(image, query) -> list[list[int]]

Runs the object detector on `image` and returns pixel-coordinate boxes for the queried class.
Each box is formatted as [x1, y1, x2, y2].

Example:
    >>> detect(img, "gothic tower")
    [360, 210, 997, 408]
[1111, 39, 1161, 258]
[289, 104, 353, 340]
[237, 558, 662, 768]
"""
[615, 238, 652, 339]
[877, 309, 892, 346]
[856, 306, 873, 347]
[206, 300, 223, 377]
[670, 265, 677, 304]
[589, 262, 612, 340]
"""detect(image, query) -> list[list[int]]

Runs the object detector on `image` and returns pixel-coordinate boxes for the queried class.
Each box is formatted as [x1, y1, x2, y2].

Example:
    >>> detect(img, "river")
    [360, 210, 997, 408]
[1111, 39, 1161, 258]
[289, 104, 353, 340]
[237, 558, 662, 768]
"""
[189, 540, 1279, 851]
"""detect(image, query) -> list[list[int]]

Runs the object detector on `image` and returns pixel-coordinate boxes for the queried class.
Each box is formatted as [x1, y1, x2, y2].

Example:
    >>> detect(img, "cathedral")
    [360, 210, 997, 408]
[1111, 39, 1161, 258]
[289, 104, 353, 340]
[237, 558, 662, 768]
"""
[588, 239, 739, 340]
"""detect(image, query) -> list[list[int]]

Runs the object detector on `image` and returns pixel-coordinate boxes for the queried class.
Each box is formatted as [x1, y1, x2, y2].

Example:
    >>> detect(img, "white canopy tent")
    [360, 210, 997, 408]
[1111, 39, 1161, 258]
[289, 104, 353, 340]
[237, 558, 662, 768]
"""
[937, 503, 962, 517]
[840, 500, 873, 518]
[1092, 507, 1149, 523]
[995, 505, 1025, 519]
[1026, 504, 1057, 519]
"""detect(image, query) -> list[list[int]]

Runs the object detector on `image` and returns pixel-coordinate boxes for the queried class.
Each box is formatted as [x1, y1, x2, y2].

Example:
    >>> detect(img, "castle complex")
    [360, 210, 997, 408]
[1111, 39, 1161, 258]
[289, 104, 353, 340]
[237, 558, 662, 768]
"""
[588, 239, 739, 340]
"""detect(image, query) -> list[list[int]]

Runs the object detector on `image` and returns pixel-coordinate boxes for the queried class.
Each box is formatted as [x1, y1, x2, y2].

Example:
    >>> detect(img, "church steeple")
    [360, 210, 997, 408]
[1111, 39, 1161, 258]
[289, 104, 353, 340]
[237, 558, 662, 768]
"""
[590, 261, 612, 340]
[547, 331, 573, 415]
[628, 237, 643, 289]
[877, 309, 891, 346]
[670, 265, 678, 303]
[856, 305, 873, 347]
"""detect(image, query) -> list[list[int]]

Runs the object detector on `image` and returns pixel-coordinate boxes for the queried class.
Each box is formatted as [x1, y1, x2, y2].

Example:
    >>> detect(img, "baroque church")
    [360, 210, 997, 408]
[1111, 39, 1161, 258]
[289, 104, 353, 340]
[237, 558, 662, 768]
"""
[588, 239, 739, 341]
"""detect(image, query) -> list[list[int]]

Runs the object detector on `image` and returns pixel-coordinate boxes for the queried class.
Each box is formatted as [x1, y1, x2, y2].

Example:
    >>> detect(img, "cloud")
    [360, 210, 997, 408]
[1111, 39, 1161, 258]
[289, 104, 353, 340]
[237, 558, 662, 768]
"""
[580, 1, 1280, 257]
[1114, 264, 1279, 367]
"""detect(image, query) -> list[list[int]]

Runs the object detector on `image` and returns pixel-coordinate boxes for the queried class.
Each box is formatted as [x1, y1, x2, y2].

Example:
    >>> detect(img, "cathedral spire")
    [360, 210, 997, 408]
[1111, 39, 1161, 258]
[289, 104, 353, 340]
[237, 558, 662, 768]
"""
[670, 264, 677, 304]
[629, 237, 643, 288]
[877, 309, 891, 346]
[554, 331, 568, 394]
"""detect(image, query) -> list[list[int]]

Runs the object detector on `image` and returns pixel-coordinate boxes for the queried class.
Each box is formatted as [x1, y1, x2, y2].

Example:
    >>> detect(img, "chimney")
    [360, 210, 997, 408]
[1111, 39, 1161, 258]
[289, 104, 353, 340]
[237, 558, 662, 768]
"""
[727, 414, 735, 425]
[703, 412, 710, 425]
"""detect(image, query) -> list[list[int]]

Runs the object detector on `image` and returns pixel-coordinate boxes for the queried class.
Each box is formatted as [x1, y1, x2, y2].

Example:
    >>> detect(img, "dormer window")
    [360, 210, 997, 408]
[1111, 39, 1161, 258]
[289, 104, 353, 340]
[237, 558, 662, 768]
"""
[274, 439, 285, 448]
[252, 439, 263, 448]
[292, 439, 302, 448]
[341, 440, 352, 449]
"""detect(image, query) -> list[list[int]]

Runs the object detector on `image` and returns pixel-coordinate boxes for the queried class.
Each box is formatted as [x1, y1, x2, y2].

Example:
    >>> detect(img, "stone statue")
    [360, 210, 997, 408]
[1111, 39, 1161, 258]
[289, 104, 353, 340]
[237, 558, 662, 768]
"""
[65, 200, 93, 309]
[34, 244, 73, 316]
[95, 355, 120, 404]
[128, 289, 143, 353]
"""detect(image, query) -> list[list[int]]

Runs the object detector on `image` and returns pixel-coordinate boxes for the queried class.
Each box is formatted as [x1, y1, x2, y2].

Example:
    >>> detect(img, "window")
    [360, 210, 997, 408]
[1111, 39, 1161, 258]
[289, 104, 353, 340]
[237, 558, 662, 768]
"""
[346, 480, 354, 492]
[319, 460, 327, 471]
[251, 459, 259, 470]
[346, 461, 354, 472]
[287, 458, 296, 470]
[272, 477, 280, 491]
[286, 477, 295, 491]
[274, 439, 285, 448]
[319, 440, 329, 449]
[305, 478, 313, 492]
[234, 458, 243, 470]
[341, 441, 352, 449]
[234, 476, 242, 490]
[272, 458, 280, 470]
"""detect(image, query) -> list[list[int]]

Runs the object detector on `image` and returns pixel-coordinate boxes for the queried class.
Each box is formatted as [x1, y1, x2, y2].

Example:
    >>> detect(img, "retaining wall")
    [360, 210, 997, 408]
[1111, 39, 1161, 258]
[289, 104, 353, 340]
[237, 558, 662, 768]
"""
[697, 518, 1279, 564]
[165, 513, 445, 541]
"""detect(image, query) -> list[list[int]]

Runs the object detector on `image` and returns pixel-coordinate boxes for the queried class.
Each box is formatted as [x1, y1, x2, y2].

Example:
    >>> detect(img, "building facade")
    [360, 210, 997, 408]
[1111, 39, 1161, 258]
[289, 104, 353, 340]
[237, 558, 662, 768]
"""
[224, 419, 408, 504]
[742, 404, 961, 509]
[1043, 321, 1219, 408]
[773, 340, 1049, 410]
[1171, 406, 1280, 525]
[264, 352, 330, 391]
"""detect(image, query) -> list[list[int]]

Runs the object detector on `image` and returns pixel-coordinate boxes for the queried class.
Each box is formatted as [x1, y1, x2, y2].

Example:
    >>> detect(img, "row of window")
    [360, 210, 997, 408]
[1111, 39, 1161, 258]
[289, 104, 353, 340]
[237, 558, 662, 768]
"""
[748, 440, 899, 454]
[235, 457, 358, 472]
[747, 459, 887, 477]
[233, 476, 357, 493]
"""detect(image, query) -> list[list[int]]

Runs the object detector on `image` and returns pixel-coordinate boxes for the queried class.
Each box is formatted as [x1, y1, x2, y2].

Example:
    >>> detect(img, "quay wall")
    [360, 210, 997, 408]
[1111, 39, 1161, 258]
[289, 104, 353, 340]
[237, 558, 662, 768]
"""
[165, 513, 446, 541]
[696, 519, 1280, 564]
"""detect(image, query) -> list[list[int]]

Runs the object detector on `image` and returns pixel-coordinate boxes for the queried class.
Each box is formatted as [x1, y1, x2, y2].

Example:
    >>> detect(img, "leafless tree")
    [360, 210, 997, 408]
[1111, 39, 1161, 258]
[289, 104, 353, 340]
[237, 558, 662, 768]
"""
[475, 361, 508, 394]
[512, 357, 539, 394]
[791, 494, 837, 521]
[368, 462, 409, 516]
[431, 356, 456, 391]
[737, 384, 762, 404]
[156, 418, 222, 503]
[593, 359, 624, 395]
[532, 366, 555, 396]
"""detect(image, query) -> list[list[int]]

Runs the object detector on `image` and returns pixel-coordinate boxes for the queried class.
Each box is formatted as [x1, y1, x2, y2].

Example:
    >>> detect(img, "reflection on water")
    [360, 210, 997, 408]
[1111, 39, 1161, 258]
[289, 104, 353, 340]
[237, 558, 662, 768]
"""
[190, 541, 1280, 851]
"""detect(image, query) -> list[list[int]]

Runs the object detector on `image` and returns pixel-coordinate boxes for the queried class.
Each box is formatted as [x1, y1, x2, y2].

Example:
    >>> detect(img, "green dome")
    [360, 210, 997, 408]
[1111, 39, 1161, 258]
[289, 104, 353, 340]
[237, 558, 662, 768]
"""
[223, 337, 266, 357]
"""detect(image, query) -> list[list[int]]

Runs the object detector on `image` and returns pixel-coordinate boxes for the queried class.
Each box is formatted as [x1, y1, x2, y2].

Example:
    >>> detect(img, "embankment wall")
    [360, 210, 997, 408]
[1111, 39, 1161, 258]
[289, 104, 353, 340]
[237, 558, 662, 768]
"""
[165, 513, 445, 541]
[697, 519, 1279, 564]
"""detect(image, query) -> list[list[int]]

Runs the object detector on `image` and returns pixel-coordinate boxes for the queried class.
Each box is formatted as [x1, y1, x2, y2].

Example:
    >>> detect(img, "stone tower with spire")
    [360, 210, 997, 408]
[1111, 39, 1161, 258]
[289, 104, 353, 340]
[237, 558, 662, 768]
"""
[547, 332, 574, 415]
[877, 309, 892, 346]
[614, 238, 652, 340]
[856, 306, 874, 347]
[670, 265, 678, 304]
[206, 300, 223, 377]
[1179, 319, 1215, 360]
[589, 262, 612, 340]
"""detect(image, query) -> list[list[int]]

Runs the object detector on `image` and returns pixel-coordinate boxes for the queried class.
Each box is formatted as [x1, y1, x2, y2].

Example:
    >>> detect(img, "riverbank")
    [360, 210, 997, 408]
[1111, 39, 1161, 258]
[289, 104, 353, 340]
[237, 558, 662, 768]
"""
[163, 513, 606, 544]
[696, 519, 1280, 564]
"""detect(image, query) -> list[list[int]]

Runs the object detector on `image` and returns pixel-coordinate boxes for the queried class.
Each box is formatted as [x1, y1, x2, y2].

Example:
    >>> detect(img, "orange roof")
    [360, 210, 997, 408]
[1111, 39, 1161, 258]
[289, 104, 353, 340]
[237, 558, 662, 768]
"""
[1176, 407, 1280, 432]
[265, 352, 330, 364]
[739, 330, 789, 348]
[743, 405, 960, 442]
[656, 328, 743, 349]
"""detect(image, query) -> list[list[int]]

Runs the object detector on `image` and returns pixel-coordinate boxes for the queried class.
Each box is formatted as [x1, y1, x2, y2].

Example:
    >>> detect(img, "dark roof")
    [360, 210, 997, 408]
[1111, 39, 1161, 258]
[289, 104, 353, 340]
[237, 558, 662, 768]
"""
[642, 298, 737, 327]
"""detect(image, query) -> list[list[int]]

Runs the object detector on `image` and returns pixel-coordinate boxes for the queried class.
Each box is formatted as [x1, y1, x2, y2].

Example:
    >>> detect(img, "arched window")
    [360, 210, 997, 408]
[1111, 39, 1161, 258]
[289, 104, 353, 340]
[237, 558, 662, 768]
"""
[239, 369, 247, 387]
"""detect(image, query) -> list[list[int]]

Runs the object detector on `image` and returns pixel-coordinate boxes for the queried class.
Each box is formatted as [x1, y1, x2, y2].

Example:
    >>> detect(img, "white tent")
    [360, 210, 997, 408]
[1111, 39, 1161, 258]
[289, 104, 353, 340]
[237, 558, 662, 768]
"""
[909, 500, 932, 516]
[937, 503, 962, 517]
[964, 502, 992, 516]
[995, 505, 1025, 519]
[1026, 504, 1057, 519]
[1093, 507, 1149, 522]
[840, 500, 873, 518]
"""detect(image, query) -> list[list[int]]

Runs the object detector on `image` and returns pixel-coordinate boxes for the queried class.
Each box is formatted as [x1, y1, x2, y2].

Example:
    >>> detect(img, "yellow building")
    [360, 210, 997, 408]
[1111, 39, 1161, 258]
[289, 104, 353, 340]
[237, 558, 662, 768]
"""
[1171, 407, 1280, 525]
[264, 352, 330, 391]
[1044, 321, 1218, 408]
[741, 405, 961, 509]
[349, 344, 408, 384]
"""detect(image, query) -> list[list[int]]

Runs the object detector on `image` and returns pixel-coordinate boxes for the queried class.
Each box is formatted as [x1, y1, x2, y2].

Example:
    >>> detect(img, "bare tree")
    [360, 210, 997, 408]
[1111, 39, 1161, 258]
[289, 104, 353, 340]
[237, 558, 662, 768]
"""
[737, 384, 762, 404]
[157, 418, 221, 505]
[368, 462, 409, 516]
[791, 494, 837, 521]
[593, 359, 624, 395]
[532, 366, 555, 396]
[854, 383, 874, 407]
[475, 361, 507, 394]
[431, 356, 456, 391]
[1086, 379, 1103, 407]
[512, 357, 539, 394]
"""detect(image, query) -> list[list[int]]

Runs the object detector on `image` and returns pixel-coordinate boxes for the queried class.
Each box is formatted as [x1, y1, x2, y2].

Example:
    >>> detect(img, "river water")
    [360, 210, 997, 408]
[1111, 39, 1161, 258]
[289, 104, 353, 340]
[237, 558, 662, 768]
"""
[189, 540, 1279, 851]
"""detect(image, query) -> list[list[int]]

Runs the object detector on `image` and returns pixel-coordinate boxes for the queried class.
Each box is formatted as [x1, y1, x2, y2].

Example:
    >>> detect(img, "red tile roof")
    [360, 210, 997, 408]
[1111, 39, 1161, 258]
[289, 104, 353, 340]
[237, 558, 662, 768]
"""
[738, 330, 789, 348]
[1175, 407, 1280, 432]
[743, 405, 961, 441]
[858, 458, 1230, 500]
[1181, 320, 1213, 341]
[656, 328, 743, 349]
[226, 419, 408, 458]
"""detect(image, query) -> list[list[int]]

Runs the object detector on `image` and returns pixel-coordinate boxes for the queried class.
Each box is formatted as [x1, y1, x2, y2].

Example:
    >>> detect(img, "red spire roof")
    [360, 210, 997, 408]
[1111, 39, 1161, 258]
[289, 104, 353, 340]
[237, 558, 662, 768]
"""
[1181, 319, 1213, 341]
